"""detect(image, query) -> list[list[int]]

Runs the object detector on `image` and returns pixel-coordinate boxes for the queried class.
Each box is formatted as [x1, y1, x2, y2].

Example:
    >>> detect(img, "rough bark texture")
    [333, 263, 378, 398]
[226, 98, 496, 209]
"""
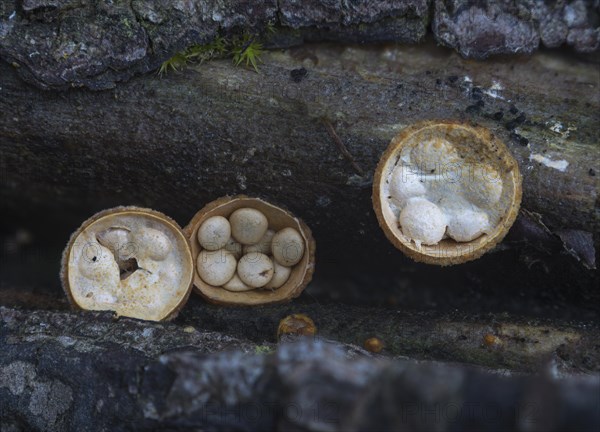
[0, 0, 430, 90]
[179, 298, 600, 374]
[433, 0, 600, 58]
[1, 306, 600, 432]
[0, 1, 598, 90]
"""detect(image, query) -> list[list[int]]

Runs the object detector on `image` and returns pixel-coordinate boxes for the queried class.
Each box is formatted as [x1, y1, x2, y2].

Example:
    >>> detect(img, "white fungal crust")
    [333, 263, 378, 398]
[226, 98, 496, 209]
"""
[136, 227, 172, 261]
[389, 165, 427, 205]
[196, 249, 237, 286]
[467, 166, 503, 208]
[446, 208, 490, 242]
[385, 136, 505, 246]
[65, 209, 193, 321]
[229, 208, 269, 245]
[411, 137, 459, 173]
[237, 253, 274, 288]
[272, 227, 305, 266]
[399, 198, 447, 247]
[197, 216, 231, 251]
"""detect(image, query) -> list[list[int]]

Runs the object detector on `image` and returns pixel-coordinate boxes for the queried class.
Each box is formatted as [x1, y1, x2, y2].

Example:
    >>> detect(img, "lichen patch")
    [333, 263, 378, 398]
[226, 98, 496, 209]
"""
[529, 153, 569, 172]
[0, 361, 36, 395]
[28, 380, 73, 427]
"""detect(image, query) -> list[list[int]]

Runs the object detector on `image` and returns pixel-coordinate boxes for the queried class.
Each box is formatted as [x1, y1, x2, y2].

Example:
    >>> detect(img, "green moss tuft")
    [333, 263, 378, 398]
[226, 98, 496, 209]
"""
[158, 52, 188, 76]
[158, 36, 228, 77]
[231, 35, 263, 73]
[186, 36, 228, 62]
[254, 345, 274, 355]
[158, 30, 270, 76]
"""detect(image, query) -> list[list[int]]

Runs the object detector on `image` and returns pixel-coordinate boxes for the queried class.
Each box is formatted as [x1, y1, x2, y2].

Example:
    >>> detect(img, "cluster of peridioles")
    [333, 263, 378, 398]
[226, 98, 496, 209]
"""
[195, 208, 305, 292]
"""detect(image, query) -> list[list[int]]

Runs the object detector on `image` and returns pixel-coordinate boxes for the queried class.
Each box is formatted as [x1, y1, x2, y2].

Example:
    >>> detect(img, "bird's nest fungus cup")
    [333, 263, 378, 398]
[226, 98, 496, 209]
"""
[184, 195, 316, 306]
[373, 121, 522, 265]
[61, 207, 194, 321]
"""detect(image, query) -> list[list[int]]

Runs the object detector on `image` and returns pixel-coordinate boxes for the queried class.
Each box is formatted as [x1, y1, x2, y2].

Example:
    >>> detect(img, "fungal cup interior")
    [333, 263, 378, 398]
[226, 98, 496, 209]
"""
[65, 211, 193, 321]
[188, 197, 314, 305]
[377, 123, 521, 263]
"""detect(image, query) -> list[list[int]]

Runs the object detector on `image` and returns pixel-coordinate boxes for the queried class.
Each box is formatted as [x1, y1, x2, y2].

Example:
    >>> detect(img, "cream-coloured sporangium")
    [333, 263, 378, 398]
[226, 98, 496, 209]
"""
[265, 260, 292, 289]
[222, 274, 254, 292]
[272, 227, 305, 267]
[197, 215, 231, 251]
[196, 249, 237, 286]
[237, 253, 274, 288]
[229, 207, 268, 245]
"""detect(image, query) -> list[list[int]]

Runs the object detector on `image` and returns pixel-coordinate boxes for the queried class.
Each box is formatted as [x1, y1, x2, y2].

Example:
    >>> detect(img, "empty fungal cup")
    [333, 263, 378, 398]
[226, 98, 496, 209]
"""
[373, 121, 522, 265]
[61, 207, 194, 321]
[184, 195, 316, 305]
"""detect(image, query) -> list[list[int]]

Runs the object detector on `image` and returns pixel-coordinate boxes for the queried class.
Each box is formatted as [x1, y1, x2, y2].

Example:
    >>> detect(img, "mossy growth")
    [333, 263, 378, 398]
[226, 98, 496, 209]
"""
[159, 29, 269, 76]
[158, 36, 228, 76]
[231, 34, 263, 73]
[254, 345, 274, 355]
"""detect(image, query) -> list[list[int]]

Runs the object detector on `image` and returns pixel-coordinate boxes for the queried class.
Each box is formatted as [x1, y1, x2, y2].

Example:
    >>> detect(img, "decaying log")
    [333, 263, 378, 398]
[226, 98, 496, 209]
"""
[1, 40, 598, 305]
[1, 306, 599, 431]
[177, 298, 600, 374]
[4, 293, 600, 374]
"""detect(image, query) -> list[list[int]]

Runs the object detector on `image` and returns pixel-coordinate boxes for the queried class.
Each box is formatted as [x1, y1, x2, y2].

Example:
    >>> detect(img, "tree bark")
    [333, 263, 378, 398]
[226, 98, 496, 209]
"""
[1, 306, 599, 431]
[1, 1, 598, 90]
